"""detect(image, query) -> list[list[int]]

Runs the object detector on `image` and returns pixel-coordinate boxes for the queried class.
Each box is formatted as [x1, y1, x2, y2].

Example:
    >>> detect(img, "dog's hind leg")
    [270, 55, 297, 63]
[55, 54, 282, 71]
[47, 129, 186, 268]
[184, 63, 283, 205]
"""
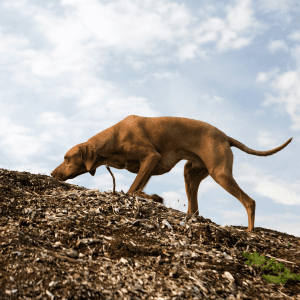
[184, 161, 209, 215]
[211, 171, 256, 231]
[202, 144, 256, 232]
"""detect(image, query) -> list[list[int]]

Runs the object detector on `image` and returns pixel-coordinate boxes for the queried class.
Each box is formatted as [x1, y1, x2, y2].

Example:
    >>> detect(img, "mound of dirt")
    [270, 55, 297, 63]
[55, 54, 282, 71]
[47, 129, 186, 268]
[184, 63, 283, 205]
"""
[0, 168, 300, 299]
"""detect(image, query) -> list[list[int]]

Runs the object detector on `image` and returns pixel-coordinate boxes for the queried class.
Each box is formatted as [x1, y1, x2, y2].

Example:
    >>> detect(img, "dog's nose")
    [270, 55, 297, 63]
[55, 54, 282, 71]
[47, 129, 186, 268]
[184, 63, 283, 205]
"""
[50, 171, 53, 176]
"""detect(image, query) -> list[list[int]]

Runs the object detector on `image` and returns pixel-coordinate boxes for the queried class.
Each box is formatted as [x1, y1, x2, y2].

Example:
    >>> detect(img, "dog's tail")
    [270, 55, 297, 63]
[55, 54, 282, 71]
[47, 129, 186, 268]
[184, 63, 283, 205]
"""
[228, 137, 293, 156]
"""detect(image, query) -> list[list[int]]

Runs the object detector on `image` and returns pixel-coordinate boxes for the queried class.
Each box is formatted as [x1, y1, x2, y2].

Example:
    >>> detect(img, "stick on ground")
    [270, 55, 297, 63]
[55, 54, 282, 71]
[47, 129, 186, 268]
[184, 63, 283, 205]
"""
[106, 165, 116, 195]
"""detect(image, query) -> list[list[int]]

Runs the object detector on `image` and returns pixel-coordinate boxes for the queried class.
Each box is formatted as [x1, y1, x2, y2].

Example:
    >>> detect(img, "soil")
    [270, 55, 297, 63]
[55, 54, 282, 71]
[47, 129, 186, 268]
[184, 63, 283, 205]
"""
[0, 168, 300, 299]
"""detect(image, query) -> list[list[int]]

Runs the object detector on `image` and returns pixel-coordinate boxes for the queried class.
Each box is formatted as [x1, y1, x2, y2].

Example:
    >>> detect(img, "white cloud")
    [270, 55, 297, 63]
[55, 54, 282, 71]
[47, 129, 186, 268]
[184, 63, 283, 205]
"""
[0, 116, 29, 136]
[191, 0, 264, 56]
[288, 31, 300, 41]
[152, 71, 180, 79]
[257, 68, 300, 130]
[255, 181, 300, 205]
[256, 131, 279, 148]
[0, 113, 52, 159]
[162, 190, 185, 210]
[256, 68, 280, 83]
[234, 163, 299, 205]
[1, 134, 46, 157]
[264, 76, 300, 129]
[271, 71, 299, 91]
[9, 164, 50, 175]
[268, 39, 288, 53]
[167, 164, 182, 174]
[279, 222, 300, 237]
[203, 94, 224, 104]
[198, 178, 217, 194]
[234, 162, 273, 184]
[76, 79, 117, 107]
[219, 209, 245, 221]
[218, 0, 259, 50]
[177, 43, 198, 61]
[0, 27, 29, 54]
[0, 0, 267, 105]
[0, 109, 48, 160]
[226, 0, 254, 31]
[61, 0, 192, 53]
[256, 72, 268, 83]
[36, 112, 68, 125]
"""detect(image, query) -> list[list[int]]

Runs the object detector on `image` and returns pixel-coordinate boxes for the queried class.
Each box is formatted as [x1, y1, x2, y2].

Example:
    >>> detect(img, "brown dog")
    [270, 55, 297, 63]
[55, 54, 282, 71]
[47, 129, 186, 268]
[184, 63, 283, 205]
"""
[51, 115, 292, 232]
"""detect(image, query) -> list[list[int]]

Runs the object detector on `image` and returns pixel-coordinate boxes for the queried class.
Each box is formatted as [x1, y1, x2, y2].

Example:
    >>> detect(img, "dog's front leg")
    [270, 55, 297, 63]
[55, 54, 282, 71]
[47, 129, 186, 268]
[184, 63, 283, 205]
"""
[127, 153, 161, 194]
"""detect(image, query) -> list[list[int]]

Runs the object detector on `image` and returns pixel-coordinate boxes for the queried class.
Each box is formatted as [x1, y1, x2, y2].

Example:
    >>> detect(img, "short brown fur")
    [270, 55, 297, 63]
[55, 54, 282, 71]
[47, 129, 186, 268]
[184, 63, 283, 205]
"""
[51, 115, 292, 232]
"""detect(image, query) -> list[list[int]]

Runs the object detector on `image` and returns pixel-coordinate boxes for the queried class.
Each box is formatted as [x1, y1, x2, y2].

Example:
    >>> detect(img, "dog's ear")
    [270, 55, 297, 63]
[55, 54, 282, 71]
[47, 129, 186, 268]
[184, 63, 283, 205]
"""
[89, 169, 96, 176]
[79, 144, 97, 172]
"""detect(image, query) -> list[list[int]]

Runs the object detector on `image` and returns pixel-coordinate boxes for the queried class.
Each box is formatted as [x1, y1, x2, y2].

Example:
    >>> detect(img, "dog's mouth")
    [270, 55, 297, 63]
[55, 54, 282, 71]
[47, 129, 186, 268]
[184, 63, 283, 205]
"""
[76, 170, 89, 177]
[65, 170, 88, 180]
[52, 169, 89, 181]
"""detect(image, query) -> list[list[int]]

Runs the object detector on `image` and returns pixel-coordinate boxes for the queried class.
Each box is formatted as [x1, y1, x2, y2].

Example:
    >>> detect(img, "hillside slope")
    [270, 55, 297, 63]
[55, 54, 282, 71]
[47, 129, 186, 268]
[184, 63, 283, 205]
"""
[0, 168, 300, 299]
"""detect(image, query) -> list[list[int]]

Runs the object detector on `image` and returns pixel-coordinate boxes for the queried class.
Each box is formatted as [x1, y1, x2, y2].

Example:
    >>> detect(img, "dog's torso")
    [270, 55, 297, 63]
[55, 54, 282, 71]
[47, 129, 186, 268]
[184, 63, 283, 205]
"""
[88, 115, 228, 175]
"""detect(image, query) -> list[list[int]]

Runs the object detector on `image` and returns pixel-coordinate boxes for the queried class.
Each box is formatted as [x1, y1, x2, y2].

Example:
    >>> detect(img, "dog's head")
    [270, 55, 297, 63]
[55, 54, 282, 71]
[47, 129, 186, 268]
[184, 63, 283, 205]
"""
[51, 142, 98, 181]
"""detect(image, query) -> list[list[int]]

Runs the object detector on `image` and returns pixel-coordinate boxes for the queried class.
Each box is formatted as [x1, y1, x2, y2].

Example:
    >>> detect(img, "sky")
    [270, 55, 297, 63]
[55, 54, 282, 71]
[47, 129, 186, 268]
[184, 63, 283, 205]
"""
[0, 0, 300, 238]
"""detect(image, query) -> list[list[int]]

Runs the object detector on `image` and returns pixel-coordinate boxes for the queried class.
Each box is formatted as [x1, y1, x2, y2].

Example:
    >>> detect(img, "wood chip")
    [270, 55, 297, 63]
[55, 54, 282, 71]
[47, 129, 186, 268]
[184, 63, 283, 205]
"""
[0, 167, 300, 299]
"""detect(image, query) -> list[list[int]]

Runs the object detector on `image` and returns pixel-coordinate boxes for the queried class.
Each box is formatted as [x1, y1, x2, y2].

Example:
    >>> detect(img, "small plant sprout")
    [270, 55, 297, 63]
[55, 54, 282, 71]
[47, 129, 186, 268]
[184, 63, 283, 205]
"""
[242, 251, 300, 285]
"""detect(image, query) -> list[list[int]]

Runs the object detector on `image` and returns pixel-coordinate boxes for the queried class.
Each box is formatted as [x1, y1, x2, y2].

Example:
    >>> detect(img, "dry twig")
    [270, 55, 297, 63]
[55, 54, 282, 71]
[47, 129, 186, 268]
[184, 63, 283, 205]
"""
[105, 164, 115, 195]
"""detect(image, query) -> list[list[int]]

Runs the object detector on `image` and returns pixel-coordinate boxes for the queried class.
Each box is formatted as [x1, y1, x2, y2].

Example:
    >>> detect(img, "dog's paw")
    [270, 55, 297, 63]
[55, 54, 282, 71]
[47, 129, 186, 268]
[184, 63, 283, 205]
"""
[133, 191, 164, 204]
[149, 193, 164, 204]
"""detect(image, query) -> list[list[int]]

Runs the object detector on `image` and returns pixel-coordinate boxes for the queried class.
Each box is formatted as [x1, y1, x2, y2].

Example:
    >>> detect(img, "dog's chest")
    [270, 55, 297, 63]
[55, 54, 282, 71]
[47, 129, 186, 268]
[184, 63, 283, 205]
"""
[159, 149, 205, 169]
[159, 151, 179, 168]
